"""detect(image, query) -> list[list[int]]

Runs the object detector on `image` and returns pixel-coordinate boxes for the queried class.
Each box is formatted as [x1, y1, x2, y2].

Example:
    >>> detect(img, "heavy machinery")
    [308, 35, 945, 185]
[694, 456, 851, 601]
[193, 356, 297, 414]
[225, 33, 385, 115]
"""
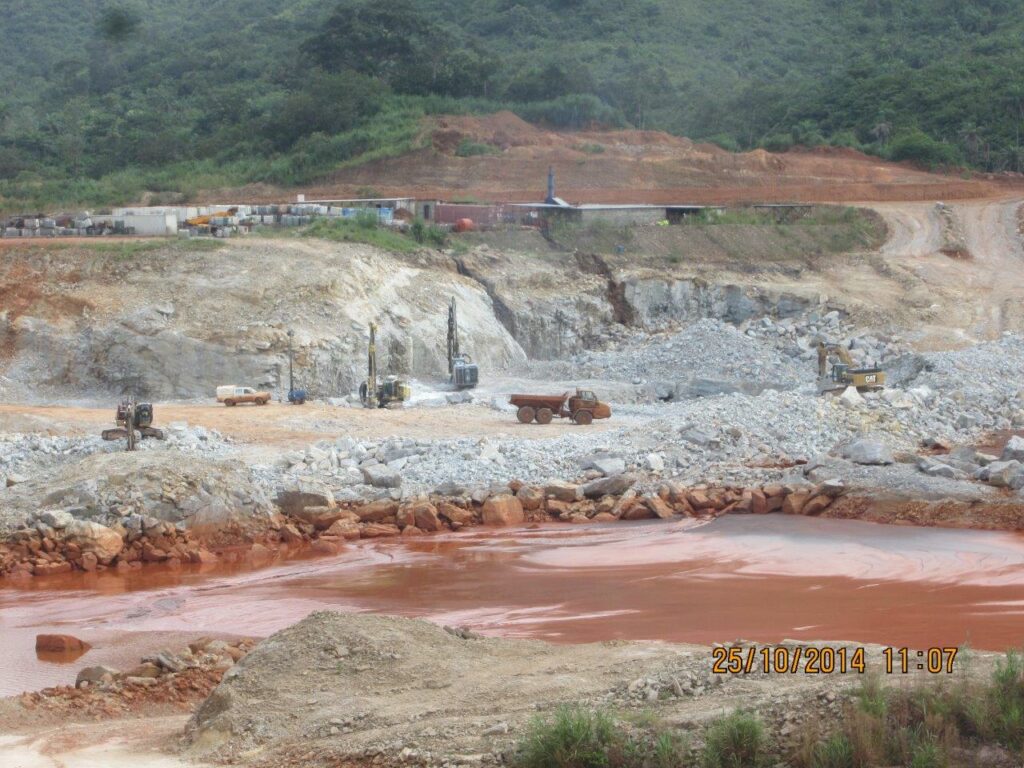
[101, 398, 164, 451]
[447, 297, 478, 389]
[817, 341, 886, 392]
[286, 330, 306, 405]
[509, 389, 612, 425]
[359, 322, 411, 408]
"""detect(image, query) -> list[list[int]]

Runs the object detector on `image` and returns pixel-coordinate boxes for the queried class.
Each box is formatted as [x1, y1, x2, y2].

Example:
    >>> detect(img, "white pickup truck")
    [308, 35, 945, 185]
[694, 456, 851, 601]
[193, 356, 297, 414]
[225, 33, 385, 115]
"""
[216, 385, 271, 406]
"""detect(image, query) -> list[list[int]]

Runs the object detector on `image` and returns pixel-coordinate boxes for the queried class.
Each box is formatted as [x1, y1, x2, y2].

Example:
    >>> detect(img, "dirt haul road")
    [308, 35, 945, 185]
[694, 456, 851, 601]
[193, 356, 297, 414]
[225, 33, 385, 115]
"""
[868, 197, 1024, 345]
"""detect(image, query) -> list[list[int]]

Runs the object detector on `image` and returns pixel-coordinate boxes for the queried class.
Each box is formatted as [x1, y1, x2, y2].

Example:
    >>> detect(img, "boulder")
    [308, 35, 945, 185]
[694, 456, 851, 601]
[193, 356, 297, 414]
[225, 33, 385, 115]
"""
[361, 464, 402, 489]
[359, 523, 401, 538]
[36, 634, 91, 654]
[516, 485, 545, 511]
[356, 499, 400, 523]
[481, 495, 525, 526]
[76, 665, 120, 687]
[1001, 436, 1024, 463]
[841, 439, 894, 466]
[437, 502, 476, 528]
[275, 480, 336, 515]
[581, 474, 637, 499]
[782, 491, 811, 515]
[983, 460, 1024, 490]
[618, 499, 655, 521]
[644, 454, 665, 472]
[38, 509, 74, 530]
[590, 457, 626, 476]
[325, 518, 361, 540]
[544, 481, 581, 502]
[61, 521, 123, 561]
[410, 502, 443, 532]
[838, 386, 865, 408]
[293, 506, 351, 530]
[644, 496, 676, 520]
[801, 495, 833, 516]
[749, 489, 768, 515]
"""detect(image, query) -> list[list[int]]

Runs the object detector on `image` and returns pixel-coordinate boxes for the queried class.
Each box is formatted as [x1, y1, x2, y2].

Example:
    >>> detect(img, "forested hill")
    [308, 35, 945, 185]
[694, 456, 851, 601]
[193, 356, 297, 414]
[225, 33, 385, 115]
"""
[3, 0, 1023, 208]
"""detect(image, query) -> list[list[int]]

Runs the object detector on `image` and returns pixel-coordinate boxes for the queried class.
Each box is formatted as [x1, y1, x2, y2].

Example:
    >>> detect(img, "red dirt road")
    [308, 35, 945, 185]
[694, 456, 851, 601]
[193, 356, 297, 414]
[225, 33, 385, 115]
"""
[198, 113, 1024, 206]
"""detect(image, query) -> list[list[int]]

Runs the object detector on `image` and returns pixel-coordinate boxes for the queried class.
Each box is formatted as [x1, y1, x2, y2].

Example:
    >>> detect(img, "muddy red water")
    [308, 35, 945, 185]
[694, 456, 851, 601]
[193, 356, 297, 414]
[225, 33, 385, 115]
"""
[2, 516, 1023, 696]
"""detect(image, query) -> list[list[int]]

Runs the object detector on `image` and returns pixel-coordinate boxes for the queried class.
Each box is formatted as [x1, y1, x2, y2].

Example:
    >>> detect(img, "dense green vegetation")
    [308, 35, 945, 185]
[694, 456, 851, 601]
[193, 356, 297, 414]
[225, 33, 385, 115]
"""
[3, 1, 1024, 209]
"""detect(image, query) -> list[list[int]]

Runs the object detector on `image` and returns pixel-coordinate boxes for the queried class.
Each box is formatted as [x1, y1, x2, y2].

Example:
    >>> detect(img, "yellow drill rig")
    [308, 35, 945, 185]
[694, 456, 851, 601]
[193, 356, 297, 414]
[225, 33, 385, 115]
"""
[817, 341, 886, 393]
[359, 322, 411, 408]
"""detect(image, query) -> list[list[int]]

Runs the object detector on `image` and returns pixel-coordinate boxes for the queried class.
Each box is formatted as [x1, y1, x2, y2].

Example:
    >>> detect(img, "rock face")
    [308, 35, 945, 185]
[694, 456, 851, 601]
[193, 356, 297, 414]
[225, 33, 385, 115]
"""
[481, 495, 524, 526]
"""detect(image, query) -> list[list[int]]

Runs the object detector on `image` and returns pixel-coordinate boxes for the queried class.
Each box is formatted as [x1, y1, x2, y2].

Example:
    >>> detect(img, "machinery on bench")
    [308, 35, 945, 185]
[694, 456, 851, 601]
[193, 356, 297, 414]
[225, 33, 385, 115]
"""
[359, 322, 411, 409]
[447, 297, 479, 390]
[101, 398, 164, 451]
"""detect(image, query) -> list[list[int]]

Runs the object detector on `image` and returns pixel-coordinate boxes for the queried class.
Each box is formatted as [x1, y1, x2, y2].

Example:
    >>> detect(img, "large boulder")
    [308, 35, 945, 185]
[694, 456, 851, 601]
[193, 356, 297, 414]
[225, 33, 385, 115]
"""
[544, 481, 581, 502]
[356, 499, 399, 523]
[581, 473, 637, 499]
[481, 495, 524, 526]
[982, 460, 1024, 490]
[275, 479, 336, 516]
[361, 464, 402, 489]
[62, 520, 123, 561]
[1001, 436, 1024, 463]
[840, 439, 894, 466]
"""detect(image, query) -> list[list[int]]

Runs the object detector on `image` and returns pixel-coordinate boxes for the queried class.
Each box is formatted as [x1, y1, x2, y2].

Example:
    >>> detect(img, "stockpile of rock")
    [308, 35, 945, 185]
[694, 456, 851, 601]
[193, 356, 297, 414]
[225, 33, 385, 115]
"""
[918, 435, 1024, 490]
[0, 451, 278, 537]
[0, 433, 106, 488]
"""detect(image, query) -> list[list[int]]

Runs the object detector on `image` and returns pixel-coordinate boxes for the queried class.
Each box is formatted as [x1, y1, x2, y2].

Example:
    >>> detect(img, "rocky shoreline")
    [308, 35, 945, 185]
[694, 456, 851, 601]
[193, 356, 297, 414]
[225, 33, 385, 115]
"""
[5, 468, 1024, 581]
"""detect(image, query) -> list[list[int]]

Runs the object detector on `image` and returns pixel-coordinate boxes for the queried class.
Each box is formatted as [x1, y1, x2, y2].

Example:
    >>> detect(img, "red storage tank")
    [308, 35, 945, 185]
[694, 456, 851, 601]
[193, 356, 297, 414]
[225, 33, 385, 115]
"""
[454, 218, 475, 232]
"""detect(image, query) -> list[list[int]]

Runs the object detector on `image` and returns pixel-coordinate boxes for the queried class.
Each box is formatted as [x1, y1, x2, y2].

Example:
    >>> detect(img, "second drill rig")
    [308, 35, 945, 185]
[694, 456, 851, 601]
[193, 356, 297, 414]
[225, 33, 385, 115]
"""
[359, 322, 411, 408]
[447, 297, 478, 389]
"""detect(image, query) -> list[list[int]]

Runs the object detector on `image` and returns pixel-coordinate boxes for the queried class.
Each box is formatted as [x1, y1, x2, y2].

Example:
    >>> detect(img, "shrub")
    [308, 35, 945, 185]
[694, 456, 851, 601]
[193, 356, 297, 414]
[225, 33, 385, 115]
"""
[809, 733, 855, 768]
[888, 129, 962, 168]
[702, 712, 766, 768]
[456, 139, 501, 157]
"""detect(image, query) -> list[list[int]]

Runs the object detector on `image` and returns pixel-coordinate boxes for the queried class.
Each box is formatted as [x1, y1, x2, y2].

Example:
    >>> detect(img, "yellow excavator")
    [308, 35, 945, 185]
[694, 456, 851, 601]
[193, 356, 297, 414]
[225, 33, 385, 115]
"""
[817, 341, 886, 393]
[359, 322, 411, 408]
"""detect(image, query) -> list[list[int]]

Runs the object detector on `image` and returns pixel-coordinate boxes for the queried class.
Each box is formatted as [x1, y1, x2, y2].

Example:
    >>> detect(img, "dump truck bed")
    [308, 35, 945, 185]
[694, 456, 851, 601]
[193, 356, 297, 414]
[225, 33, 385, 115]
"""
[508, 393, 569, 410]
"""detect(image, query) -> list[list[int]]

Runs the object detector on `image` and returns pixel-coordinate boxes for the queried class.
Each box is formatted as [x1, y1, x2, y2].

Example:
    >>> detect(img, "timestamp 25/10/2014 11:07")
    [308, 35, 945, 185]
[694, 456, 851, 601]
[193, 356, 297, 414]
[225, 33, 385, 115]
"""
[711, 646, 961, 676]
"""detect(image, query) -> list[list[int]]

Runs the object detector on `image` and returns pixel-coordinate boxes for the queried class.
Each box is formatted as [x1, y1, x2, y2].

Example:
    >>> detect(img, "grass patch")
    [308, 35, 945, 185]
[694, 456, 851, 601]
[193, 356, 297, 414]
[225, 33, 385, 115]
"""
[300, 216, 421, 253]
[512, 707, 687, 768]
[573, 143, 606, 154]
[701, 712, 767, 768]
[796, 649, 1024, 767]
[456, 139, 502, 157]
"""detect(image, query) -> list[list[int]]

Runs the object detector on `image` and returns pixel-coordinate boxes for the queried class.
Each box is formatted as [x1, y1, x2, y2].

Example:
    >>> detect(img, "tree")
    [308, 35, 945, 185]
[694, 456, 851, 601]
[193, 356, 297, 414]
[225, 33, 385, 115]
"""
[98, 6, 140, 43]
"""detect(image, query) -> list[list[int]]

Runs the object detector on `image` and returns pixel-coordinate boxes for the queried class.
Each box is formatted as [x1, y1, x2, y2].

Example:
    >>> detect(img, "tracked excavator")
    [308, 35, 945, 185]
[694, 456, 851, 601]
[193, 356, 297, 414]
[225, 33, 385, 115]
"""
[359, 322, 411, 408]
[817, 341, 886, 393]
[447, 297, 479, 389]
[101, 398, 165, 451]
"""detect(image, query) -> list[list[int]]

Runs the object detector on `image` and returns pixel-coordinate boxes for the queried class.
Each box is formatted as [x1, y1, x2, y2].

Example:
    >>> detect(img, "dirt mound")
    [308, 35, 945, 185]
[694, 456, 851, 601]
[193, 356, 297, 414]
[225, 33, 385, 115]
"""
[184, 611, 708, 764]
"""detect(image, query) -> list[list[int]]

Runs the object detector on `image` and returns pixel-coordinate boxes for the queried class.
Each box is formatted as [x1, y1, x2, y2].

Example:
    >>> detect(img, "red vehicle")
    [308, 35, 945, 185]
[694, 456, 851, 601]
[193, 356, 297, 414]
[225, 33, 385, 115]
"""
[508, 389, 612, 425]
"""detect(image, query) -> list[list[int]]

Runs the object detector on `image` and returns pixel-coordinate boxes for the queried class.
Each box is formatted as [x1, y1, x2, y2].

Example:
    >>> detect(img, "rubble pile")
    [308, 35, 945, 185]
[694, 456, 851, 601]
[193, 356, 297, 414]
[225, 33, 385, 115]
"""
[19, 636, 254, 717]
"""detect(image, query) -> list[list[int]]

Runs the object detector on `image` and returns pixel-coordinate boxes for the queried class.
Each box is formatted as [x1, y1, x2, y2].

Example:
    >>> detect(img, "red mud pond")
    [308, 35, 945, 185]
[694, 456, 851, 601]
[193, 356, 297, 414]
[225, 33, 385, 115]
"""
[2, 515, 1023, 696]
